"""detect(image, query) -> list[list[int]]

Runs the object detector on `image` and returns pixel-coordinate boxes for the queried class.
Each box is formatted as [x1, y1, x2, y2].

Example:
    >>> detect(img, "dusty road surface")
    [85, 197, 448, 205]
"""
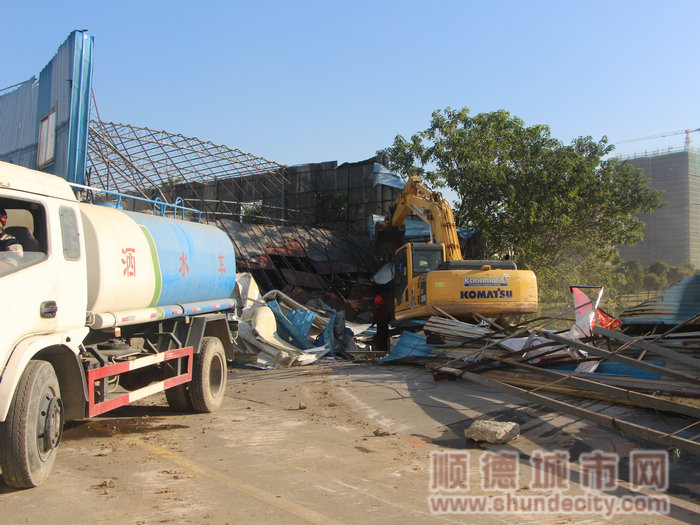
[2, 361, 700, 524]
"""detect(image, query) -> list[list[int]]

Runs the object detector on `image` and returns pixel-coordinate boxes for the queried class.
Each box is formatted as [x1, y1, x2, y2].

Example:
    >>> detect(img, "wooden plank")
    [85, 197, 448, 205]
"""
[488, 356, 700, 419]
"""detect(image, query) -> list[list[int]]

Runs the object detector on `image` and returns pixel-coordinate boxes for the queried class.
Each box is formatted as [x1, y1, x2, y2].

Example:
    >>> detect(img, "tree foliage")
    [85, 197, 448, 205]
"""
[381, 107, 665, 302]
[241, 201, 264, 224]
[618, 260, 644, 291]
[315, 192, 348, 227]
[618, 260, 695, 294]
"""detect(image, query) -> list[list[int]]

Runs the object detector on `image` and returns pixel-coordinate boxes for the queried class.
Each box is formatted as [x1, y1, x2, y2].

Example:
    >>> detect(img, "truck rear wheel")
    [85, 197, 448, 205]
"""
[162, 357, 194, 411]
[189, 337, 227, 412]
[0, 360, 63, 488]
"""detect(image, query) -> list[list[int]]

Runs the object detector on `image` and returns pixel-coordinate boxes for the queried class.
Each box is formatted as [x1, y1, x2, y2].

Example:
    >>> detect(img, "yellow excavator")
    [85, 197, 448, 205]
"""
[375, 176, 538, 321]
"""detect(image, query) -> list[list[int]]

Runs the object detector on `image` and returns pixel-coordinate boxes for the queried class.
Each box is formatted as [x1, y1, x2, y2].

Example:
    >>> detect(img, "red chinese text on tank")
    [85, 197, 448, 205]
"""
[179, 252, 190, 277]
[121, 248, 136, 277]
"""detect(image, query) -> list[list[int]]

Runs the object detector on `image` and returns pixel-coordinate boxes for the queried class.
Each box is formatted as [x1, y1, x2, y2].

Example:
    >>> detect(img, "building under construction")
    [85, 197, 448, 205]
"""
[619, 147, 700, 268]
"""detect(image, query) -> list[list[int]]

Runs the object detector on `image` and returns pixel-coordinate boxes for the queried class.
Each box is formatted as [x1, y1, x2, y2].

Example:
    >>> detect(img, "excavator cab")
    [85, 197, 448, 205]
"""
[393, 243, 446, 318]
[411, 244, 445, 274]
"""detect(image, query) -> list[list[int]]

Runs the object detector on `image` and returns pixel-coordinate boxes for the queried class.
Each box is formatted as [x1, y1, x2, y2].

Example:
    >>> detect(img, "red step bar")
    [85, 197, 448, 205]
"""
[87, 347, 193, 417]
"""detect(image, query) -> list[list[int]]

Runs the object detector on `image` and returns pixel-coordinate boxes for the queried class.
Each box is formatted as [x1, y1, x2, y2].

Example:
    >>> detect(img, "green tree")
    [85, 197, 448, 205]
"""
[382, 107, 665, 302]
[647, 260, 670, 290]
[642, 273, 660, 292]
[667, 263, 696, 285]
[241, 201, 264, 224]
[617, 260, 644, 292]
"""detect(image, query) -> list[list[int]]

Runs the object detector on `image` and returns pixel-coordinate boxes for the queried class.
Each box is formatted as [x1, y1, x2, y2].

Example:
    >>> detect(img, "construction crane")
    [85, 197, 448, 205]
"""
[616, 128, 700, 150]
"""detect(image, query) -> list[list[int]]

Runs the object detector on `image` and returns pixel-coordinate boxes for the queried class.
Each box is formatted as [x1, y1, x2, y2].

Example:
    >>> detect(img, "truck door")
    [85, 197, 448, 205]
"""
[0, 197, 86, 371]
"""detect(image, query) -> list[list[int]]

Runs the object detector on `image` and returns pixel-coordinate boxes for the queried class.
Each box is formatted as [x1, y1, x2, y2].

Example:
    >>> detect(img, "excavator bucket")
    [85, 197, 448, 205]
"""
[374, 221, 405, 264]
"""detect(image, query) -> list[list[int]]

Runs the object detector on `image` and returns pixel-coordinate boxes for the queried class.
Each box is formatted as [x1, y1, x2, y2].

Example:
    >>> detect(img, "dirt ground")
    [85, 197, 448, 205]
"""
[1, 361, 699, 524]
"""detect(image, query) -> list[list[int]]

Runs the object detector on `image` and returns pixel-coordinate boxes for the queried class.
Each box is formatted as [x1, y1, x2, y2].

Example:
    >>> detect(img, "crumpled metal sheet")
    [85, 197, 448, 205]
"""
[621, 275, 700, 325]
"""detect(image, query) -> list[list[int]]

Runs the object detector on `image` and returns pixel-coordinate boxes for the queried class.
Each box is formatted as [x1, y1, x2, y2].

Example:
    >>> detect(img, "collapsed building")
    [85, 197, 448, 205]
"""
[85, 122, 406, 320]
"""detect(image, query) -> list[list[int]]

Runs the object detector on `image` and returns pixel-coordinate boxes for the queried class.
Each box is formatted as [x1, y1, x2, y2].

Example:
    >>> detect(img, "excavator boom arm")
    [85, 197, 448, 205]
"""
[390, 177, 462, 260]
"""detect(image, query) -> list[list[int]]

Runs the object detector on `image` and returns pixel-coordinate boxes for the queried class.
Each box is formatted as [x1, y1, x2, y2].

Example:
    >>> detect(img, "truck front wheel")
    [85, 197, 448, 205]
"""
[189, 337, 227, 412]
[0, 360, 63, 488]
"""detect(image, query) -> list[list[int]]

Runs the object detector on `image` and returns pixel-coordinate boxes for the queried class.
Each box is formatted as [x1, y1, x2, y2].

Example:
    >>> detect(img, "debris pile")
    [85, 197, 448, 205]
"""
[372, 284, 700, 456]
[229, 271, 700, 455]
[231, 273, 370, 368]
[221, 223, 379, 323]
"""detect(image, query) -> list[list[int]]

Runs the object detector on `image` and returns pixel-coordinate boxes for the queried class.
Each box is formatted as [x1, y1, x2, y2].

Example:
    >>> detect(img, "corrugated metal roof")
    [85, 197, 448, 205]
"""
[265, 240, 306, 258]
[620, 275, 700, 325]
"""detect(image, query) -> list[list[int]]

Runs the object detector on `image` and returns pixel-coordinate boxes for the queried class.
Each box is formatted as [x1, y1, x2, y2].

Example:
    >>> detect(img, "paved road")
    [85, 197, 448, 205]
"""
[2, 362, 699, 524]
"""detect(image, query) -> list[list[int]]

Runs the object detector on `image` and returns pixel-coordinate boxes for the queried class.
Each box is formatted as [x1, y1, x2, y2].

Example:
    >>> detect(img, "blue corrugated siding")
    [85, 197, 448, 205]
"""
[0, 79, 39, 165]
[0, 31, 93, 184]
[621, 275, 700, 325]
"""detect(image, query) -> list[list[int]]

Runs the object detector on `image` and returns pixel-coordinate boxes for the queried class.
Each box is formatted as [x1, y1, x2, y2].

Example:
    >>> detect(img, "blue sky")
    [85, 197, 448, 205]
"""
[2, 0, 699, 166]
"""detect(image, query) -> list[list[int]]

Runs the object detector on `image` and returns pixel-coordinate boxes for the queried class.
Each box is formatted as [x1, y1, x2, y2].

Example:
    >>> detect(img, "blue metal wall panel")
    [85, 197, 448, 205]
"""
[0, 31, 93, 184]
[66, 32, 94, 185]
[0, 79, 39, 166]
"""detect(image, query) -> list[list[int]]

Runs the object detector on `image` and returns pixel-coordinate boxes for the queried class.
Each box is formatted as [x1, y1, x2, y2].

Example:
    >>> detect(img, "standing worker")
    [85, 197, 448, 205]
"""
[0, 208, 22, 253]
[370, 295, 392, 353]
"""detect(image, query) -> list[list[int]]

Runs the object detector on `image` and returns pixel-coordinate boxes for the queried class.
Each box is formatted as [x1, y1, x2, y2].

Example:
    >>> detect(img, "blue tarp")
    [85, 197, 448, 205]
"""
[267, 300, 315, 350]
[286, 309, 316, 337]
[315, 311, 337, 354]
[372, 163, 405, 189]
[368, 214, 478, 242]
[374, 331, 444, 363]
[544, 361, 663, 380]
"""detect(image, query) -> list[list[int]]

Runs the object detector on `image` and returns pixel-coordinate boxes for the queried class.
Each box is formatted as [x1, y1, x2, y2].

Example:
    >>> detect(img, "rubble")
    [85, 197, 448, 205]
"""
[229, 271, 700, 456]
[231, 273, 368, 368]
[420, 286, 700, 456]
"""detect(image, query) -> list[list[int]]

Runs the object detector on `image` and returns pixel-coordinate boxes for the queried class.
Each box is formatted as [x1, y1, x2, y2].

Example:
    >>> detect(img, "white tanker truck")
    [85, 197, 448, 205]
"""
[0, 161, 238, 488]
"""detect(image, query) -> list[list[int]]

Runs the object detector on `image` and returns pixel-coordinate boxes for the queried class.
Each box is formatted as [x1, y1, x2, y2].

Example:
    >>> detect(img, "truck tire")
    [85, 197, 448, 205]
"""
[162, 358, 194, 411]
[0, 360, 63, 488]
[189, 337, 227, 413]
[165, 383, 193, 412]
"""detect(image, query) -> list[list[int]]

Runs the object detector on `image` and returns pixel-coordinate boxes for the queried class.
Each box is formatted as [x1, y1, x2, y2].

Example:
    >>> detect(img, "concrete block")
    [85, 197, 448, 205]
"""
[465, 420, 520, 444]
